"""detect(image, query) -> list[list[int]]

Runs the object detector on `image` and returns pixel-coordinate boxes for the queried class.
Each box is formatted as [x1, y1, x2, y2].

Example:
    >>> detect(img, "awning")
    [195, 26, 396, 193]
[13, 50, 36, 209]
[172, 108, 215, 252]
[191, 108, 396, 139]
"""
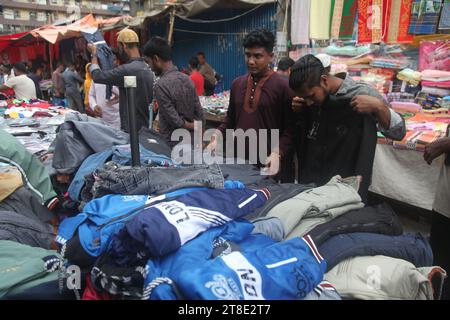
[0, 31, 31, 51]
[30, 14, 132, 44]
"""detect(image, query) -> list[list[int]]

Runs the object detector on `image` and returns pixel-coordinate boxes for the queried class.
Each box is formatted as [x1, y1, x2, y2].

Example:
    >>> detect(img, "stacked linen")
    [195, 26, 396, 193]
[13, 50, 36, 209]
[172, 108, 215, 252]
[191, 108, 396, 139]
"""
[397, 68, 422, 86]
[421, 70, 450, 97]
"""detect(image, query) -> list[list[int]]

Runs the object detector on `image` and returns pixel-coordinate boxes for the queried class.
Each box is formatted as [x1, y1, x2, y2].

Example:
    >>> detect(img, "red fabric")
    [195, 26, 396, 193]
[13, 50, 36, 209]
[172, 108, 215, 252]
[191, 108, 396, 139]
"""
[82, 275, 112, 300]
[358, 0, 389, 43]
[189, 71, 205, 96]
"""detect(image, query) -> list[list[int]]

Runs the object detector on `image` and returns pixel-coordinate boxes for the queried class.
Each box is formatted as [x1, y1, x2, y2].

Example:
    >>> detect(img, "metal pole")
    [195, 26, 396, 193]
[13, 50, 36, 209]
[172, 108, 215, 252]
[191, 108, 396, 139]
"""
[124, 76, 140, 167]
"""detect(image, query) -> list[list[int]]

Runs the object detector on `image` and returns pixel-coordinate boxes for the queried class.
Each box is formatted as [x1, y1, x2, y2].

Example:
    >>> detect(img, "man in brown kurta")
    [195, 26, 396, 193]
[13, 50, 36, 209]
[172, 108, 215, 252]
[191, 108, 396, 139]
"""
[208, 30, 295, 181]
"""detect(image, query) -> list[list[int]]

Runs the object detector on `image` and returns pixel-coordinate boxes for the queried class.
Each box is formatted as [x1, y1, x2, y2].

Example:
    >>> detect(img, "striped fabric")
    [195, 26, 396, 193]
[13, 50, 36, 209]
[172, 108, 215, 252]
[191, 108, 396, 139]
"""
[408, 0, 443, 35]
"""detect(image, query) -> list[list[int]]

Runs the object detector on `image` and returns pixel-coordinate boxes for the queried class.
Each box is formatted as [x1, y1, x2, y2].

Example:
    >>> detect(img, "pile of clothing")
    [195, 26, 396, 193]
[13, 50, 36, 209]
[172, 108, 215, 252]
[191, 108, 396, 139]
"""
[420, 70, 450, 99]
[0, 114, 447, 300]
[199, 91, 230, 117]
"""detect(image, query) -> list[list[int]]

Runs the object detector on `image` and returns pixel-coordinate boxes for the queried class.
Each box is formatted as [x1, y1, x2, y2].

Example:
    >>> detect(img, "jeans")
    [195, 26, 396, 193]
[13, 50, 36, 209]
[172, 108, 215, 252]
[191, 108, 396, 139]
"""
[65, 90, 83, 113]
[68, 144, 175, 202]
[82, 164, 225, 202]
[319, 232, 434, 272]
[308, 203, 404, 246]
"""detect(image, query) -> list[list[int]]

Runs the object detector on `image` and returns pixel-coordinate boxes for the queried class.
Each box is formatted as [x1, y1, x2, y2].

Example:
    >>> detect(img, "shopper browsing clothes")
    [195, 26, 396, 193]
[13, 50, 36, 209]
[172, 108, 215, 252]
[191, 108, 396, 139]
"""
[87, 28, 154, 133]
[0, 62, 37, 100]
[207, 29, 295, 181]
[143, 36, 204, 147]
[424, 128, 450, 300]
[288, 54, 406, 202]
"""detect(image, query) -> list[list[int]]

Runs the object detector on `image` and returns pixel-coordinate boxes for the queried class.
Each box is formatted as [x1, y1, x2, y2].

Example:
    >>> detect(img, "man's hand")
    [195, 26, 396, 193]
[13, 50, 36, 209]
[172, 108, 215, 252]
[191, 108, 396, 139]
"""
[262, 152, 281, 177]
[94, 105, 103, 118]
[205, 133, 220, 155]
[424, 138, 450, 165]
[350, 95, 384, 115]
[292, 96, 308, 113]
[87, 43, 97, 56]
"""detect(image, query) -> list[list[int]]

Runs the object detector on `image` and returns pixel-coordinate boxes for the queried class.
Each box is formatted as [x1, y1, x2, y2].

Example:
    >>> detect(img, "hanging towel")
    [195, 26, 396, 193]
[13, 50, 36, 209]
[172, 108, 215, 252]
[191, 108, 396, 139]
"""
[331, 0, 358, 39]
[358, 0, 389, 43]
[310, 0, 332, 40]
[291, 0, 312, 45]
[409, 0, 443, 35]
[386, 0, 414, 43]
[439, 0, 450, 32]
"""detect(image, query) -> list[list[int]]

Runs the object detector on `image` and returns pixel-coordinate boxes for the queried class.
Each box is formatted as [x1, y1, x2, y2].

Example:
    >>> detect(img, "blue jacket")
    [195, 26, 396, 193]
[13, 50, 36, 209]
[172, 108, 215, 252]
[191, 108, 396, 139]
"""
[143, 220, 276, 300]
[108, 188, 270, 267]
[58, 183, 246, 261]
[57, 187, 209, 258]
[319, 232, 434, 271]
[175, 234, 326, 300]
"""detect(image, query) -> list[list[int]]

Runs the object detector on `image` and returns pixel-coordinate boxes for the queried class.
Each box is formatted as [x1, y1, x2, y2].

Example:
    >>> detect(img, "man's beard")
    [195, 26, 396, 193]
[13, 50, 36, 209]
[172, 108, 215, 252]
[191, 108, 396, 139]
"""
[118, 49, 130, 63]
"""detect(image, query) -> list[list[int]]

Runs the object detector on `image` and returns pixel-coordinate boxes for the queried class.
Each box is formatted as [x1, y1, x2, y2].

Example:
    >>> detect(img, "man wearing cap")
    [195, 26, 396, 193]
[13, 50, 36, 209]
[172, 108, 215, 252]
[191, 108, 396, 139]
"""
[87, 28, 154, 133]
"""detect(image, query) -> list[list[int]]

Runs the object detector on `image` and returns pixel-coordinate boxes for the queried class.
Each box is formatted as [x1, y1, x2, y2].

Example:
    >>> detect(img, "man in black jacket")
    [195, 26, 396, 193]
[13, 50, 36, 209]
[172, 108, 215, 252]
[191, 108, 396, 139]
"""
[289, 54, 406, 202]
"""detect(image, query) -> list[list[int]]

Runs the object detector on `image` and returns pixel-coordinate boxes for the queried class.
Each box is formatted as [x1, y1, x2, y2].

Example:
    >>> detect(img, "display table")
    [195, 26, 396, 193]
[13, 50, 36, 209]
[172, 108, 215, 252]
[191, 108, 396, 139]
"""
[369, 144, 442, 210]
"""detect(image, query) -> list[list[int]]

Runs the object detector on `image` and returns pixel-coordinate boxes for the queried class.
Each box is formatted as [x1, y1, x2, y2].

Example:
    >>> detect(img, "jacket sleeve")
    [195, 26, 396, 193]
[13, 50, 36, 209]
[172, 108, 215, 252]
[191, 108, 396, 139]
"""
[355, 116, 378, 203]
[278, 87, 295, 156]
[90, 64, 126, 87]
[354, 85, 406, 141]
[155, 83, 185, 129]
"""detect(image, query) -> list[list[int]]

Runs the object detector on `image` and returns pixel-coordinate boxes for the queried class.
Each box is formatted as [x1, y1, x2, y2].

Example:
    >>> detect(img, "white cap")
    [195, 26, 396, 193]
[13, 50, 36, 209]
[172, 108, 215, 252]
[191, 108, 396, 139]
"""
[315, 53, 331, 68]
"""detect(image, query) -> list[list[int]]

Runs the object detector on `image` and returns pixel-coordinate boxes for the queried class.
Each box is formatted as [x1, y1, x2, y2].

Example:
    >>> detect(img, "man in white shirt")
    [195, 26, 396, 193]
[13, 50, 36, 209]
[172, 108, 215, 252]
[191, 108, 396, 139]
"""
[89, 83, 121, 129]
[0, 62, 37, 99]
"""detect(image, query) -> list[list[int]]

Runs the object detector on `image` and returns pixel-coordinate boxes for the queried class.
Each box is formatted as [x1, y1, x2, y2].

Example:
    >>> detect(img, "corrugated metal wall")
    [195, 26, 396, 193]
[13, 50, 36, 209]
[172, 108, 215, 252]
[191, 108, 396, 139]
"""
[148, 3, 277, 91]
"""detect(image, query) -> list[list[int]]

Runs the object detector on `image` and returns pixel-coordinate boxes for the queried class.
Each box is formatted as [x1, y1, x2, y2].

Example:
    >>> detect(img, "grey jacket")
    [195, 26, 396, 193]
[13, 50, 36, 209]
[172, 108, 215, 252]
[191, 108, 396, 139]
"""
[0, 210, 55, 249]
[266, 176, 364, 239]
[325, 255, 447, 300]
[52, 113, 129, 174]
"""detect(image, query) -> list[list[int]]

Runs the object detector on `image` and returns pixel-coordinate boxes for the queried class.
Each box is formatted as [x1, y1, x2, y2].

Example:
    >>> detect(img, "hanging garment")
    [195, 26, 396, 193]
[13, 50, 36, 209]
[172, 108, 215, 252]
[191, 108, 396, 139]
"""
[310, 0, 333, 40]
[331, 0, 358, 40]
[386, 0, 414, 43]
[82, 30, 114, 100]
[358, 0, 389, 43]
[408, 0, 444, 35]
[325, 255, 447, 300]
[438, 0, 450, 33]
[291, 0, 312, 45]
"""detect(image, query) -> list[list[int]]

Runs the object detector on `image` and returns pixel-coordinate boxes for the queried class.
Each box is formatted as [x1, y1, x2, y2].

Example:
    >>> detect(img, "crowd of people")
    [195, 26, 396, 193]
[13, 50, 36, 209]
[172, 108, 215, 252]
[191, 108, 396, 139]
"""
[0, 26, 448, 299]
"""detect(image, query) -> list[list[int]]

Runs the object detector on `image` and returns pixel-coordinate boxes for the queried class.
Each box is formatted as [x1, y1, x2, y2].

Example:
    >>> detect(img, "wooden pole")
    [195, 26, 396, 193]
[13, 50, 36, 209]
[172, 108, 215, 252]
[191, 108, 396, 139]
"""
[167, 7, 175, 46]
